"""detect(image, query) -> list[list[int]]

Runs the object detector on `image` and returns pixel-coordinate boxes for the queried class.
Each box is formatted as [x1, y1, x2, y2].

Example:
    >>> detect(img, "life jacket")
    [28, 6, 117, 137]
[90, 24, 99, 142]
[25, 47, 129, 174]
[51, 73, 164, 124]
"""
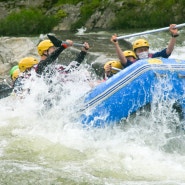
[148, 53, 153, 58]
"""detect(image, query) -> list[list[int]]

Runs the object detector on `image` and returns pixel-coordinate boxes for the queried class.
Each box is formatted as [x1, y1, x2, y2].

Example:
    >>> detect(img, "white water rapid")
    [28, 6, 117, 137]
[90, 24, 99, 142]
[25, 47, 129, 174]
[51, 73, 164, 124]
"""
[1, 28, 185, 185]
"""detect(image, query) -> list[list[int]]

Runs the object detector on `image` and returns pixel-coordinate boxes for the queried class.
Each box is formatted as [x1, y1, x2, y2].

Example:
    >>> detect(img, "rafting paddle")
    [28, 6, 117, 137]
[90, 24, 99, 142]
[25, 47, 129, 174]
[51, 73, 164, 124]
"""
[47, 34, 85, 47]
[116, 23, 185, 40]
[111, 67, 122, 71]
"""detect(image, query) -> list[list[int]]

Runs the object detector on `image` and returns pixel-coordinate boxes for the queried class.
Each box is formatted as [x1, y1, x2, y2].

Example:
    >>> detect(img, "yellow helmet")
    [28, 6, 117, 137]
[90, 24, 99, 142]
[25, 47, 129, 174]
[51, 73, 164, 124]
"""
[37, 39, 54, 56]
[133, 39, 149, 51]
[104, 60, 123, 74]
[18, 57, 38, 72]
[123, 50, 137, 59]
[12, 68, 20, 81]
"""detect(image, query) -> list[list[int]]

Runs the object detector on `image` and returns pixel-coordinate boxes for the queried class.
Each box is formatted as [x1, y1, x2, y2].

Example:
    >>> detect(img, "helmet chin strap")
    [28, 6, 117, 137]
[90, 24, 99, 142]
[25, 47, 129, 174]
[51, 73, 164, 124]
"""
[43, 50, 49, 57]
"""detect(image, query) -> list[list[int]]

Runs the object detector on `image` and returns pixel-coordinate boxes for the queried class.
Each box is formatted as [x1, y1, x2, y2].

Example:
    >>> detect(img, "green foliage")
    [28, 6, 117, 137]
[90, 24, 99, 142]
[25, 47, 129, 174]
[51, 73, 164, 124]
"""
[110, 0, 140, 29]
[0, 0, 184, 34]
[43, 0, 58, 9]
[55, 9, 67, 19]
[81, 0, 100, 17]
[70, 0, 103, 31]
[110, 0, 183, 29]
[56, 0, 80, 5]
[0, 8, 59, 36]
[0, 0, 13, 1]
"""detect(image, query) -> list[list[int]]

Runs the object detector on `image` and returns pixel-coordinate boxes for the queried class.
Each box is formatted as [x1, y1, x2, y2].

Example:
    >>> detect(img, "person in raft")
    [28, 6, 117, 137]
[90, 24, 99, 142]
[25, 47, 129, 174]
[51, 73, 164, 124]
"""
[103, 50, 137, 79]
[110, 24, 179, 68]
[35, 36, 90, 109]
[9, 65, 20, 86]
[13, 57, 39, 96]
[35, 37, 89, 80]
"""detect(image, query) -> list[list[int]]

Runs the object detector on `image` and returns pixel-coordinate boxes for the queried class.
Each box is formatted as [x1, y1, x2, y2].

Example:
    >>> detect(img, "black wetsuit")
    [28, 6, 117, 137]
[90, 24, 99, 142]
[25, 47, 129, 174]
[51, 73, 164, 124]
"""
[35, 44, 87, 76]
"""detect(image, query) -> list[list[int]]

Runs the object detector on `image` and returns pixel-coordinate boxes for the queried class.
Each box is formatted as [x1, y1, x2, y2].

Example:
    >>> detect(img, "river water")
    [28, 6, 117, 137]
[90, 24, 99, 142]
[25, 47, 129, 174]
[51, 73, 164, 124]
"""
[1, 27, 185, 185]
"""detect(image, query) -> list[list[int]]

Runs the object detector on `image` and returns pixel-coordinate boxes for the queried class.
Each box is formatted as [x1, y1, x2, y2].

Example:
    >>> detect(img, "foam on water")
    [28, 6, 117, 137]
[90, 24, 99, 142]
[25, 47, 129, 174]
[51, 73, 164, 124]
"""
[76, 27, 87, 35]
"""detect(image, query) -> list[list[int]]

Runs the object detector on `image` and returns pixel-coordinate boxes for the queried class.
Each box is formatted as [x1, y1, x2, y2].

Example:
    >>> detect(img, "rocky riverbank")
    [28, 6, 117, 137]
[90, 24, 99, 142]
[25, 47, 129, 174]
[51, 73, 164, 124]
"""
[0, 0, 184, 32]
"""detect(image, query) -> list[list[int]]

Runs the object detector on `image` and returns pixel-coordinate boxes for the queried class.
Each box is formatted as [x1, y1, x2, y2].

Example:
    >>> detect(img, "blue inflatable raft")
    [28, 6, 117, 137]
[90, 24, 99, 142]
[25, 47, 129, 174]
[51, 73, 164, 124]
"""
[80, 58, 185, 127]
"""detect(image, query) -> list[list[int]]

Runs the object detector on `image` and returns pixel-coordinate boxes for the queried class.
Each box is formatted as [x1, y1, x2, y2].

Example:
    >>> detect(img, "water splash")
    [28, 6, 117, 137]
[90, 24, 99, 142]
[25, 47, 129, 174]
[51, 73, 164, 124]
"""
[1, 31, 185, 184]
[76, 27, 87, 35]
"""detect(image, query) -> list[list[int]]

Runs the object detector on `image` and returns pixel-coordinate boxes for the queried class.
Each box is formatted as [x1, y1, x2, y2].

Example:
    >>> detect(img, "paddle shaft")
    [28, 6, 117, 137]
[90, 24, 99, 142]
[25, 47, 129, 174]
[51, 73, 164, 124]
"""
[47, 34, 85, 47]
[117, 23, 185, 40]
[63, 42, 85, 47]
[112, 67, 122, 71]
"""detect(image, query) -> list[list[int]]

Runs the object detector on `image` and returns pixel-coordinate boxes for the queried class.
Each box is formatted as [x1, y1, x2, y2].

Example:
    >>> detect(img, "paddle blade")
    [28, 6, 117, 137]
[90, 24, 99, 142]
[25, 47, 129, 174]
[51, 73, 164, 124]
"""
[47, 34, 62, 47]
[47, 34, 85, 47]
